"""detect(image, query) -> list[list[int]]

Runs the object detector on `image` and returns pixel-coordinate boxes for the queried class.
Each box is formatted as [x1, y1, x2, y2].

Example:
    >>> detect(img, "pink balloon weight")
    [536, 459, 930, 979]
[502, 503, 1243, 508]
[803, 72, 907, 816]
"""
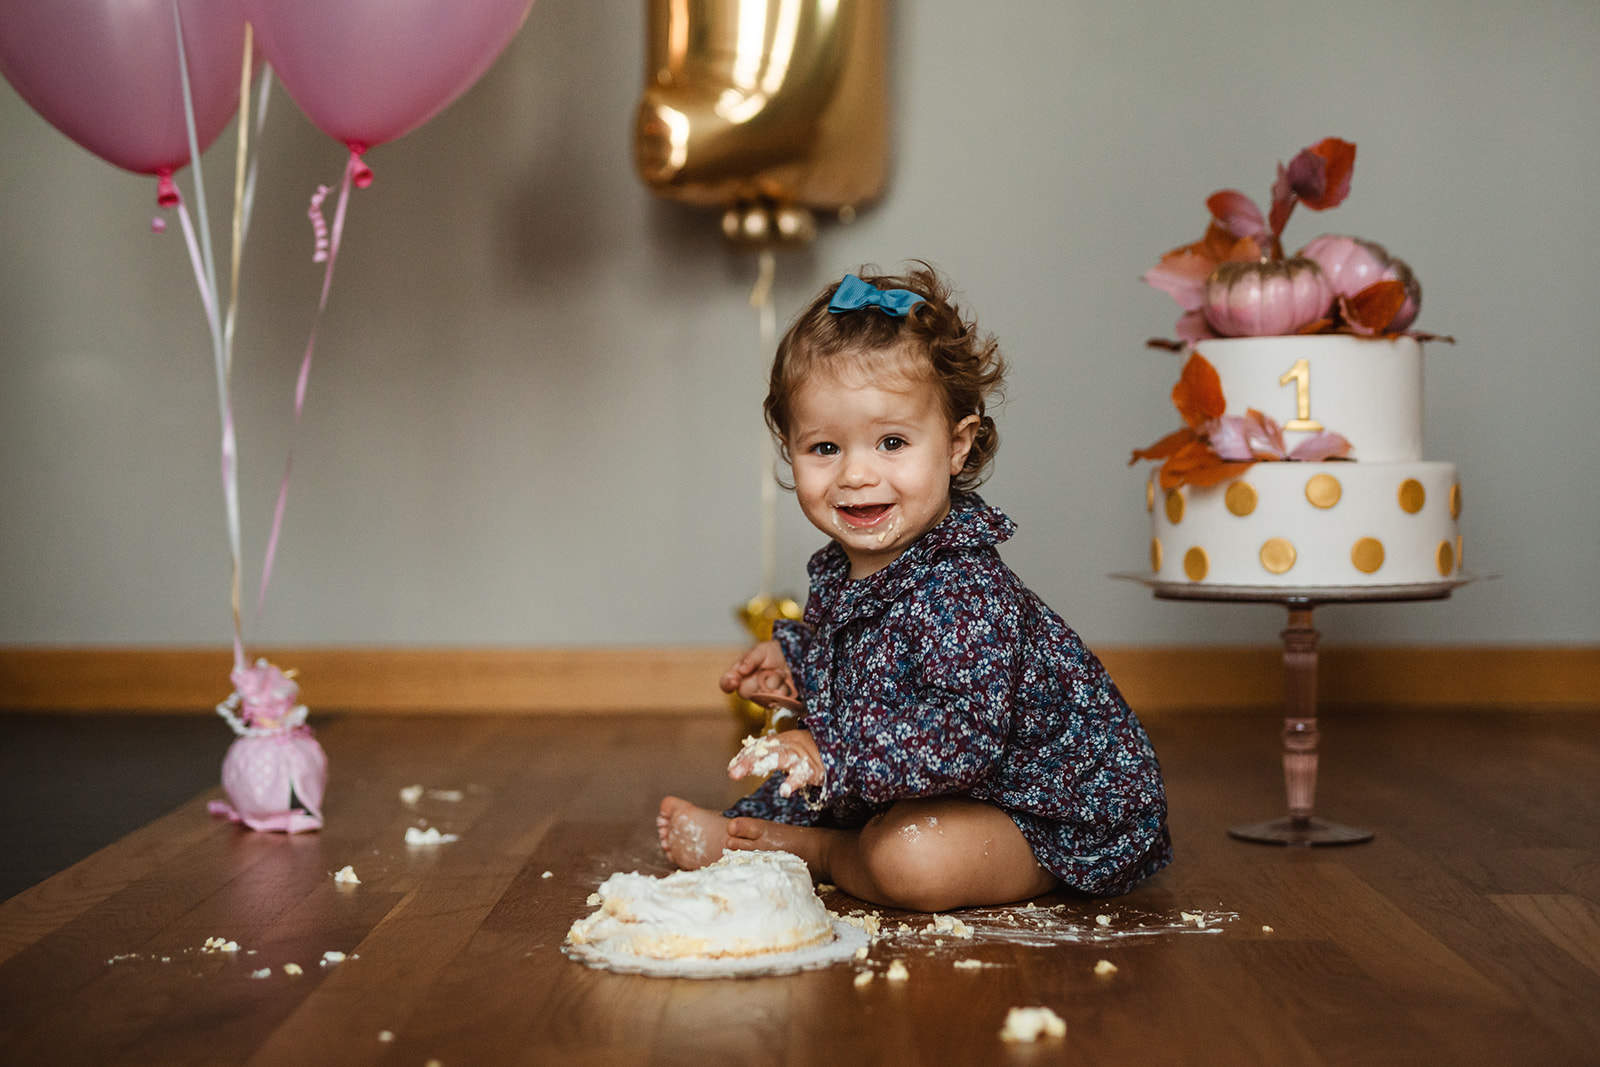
[242, 0, 536, 151]
[0, 0, 247, 175]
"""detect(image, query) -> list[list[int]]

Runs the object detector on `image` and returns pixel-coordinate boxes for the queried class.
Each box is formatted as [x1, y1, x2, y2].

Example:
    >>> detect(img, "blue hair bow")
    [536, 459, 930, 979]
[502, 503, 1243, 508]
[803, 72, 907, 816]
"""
[828, 273, 926, 317]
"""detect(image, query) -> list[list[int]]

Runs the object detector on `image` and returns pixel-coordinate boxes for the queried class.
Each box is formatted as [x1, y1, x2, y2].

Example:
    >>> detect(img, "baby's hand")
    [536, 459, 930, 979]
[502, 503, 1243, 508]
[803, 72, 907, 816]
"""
[728, 729, 825, 798]
[719, 640, 794, 704]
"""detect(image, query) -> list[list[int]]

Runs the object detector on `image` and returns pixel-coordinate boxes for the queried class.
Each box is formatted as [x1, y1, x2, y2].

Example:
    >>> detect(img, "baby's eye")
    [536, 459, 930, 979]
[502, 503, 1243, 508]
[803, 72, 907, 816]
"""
[879, 436, 906, 452]
[809, 441, 840, 456]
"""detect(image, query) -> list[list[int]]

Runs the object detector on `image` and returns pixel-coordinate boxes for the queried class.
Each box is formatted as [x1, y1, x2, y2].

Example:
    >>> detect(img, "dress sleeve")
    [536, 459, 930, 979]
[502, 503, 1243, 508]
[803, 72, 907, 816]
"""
[807, 574, 1021, 805]
[771, 618, 812, 678]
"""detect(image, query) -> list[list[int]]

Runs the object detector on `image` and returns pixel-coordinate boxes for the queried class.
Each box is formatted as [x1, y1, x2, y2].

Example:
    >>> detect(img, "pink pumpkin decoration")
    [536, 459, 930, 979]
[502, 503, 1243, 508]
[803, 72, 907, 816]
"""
[1298, 234, 1422, 332]
[207, 660, 328, 834]
[1202, 257, 1333, 337]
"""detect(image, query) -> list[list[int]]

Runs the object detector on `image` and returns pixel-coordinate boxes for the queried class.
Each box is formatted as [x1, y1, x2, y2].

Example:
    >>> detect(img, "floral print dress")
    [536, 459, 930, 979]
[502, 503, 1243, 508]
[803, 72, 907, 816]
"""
[726, 493, 1172, 895]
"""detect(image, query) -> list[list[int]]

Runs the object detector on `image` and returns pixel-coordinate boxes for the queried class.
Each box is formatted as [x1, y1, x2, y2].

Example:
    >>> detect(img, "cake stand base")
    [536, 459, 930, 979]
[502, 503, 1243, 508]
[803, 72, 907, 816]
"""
[1227, 815, 1373, 847]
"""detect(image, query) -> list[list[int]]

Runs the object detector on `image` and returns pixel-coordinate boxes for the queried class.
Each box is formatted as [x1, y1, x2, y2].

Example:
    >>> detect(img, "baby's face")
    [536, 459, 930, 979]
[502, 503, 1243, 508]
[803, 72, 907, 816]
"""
[786, 367, 977, 579]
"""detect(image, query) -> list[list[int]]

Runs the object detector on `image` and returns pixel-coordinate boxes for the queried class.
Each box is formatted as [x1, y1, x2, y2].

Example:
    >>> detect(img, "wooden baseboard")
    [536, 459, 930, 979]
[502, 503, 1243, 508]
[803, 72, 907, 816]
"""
[1, 645, 1595, 715]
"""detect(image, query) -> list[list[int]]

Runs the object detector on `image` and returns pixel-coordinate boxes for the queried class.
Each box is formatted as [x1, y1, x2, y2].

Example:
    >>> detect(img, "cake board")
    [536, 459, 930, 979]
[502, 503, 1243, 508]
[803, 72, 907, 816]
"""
[563, 919, 870, 979]
[1115, 573, 1479, 846]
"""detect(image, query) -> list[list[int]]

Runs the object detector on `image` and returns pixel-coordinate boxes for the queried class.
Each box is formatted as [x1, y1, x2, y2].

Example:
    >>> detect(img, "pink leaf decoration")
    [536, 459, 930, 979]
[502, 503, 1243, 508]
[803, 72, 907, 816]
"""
[1143, 248, 1215, 311]
[1205, 415, 1257, 461]
[1288, 431, 1353, 462]
[1174, 309, 1217, 341]
[1298, 138, 1356, 211]
[1206, 190, 1267, 242]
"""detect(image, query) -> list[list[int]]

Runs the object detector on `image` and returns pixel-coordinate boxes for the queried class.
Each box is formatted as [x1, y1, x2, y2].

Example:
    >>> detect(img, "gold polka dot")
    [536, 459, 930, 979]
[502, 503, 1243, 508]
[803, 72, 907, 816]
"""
[1165, 489, 1185, 525]
[1145, 479, 1155, 513]
[1437, 540, 1455, 576]
[1183, 546, 1209, 582]
[1225, 482, 1258, 517]
[1305, 473, 1342, 509]
[1259, 537, 1297, 574]
[1456, 534, 1464, 569]
[1351, 537, 1385, 574]
[1150, 538, 1163, 574]
[1450, 482, 1462, 519]
[1398, 479, 1426, 514]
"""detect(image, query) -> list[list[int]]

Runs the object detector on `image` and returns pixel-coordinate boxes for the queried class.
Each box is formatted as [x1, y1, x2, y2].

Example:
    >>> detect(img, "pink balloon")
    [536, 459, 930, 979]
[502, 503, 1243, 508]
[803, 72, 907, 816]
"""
[0, 0, 247, 176]
[242, 0, 535, 151]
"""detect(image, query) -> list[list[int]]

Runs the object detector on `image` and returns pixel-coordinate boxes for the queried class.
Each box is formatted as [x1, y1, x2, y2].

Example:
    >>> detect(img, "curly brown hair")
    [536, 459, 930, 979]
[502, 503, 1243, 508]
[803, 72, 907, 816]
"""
[765, 263, 1006, 491]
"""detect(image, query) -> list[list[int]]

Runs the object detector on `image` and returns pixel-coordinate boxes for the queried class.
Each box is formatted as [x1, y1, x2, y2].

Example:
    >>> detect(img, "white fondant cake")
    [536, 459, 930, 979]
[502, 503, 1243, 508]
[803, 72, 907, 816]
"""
[1143, 335, 1463, 588]
[565, 850, 833, 960]
[1193, 335, 1423, 461]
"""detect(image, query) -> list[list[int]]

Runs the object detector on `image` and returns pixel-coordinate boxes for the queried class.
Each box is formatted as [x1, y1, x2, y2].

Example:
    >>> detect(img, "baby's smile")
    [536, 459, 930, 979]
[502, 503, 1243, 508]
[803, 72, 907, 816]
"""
[834, 502, 894, 527]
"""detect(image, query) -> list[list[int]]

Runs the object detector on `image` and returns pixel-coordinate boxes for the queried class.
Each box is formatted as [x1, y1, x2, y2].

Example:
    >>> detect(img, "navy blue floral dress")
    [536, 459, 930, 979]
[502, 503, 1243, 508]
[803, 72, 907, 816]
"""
[726, 493, 1171, 896]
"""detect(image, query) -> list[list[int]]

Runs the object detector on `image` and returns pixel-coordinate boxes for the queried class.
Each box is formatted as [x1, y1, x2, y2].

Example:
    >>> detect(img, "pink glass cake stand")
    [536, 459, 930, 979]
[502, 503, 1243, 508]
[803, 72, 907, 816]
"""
[1118, 575, 1474, 846]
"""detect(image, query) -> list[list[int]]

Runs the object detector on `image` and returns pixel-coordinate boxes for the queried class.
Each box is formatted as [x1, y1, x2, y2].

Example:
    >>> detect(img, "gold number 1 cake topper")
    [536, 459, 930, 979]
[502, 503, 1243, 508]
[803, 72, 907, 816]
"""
[1278, 357, 1323, 432]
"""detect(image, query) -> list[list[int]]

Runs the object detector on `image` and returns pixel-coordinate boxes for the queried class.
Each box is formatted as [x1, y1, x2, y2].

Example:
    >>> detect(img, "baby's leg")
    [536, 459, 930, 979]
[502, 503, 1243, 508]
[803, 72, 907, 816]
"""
[723, 796, 1055, 912]
[831, 797, 1056, 911]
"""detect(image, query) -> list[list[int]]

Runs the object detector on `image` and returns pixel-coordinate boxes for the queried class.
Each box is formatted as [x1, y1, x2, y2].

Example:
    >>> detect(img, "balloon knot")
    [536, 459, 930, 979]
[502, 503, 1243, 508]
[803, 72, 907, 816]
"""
[347, 143, 373, 189]
[155, 168, 181, 209]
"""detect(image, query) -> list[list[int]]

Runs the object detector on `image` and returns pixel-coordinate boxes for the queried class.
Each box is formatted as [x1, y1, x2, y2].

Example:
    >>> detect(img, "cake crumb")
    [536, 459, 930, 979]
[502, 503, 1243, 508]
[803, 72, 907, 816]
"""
[1181, 911, 1207, 928]
[924, 913, 974, 938]
[885, 960, 910, 981]
[283, 963, 303, 976]
[250, 968, 272, 979]
[378, 1031, 395, 1043]
[1094, 959, 1118, 976]
[1262, 925, 1274, 934]
[586, 892, 602, 906]
[321, 951, 347, 966]
[1095, 914, 1111, 927]
[853, 970, 874, 988]
[854, 946, 869, 960]
[399, 784, 424, 805]
[541, 870, 553, 879]
[953, 958, 984, 969]
[202, 937, 240, 953]
[405, 826, 459, 846]
[334, 865, 361, 885]
[1000, 1006, 1066, 1042]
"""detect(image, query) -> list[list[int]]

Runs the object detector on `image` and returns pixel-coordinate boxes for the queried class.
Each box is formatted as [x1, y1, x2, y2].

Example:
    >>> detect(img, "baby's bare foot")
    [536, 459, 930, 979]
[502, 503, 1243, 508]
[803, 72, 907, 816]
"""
[726, 815, 833, 876]
[657, 796, 729, 871]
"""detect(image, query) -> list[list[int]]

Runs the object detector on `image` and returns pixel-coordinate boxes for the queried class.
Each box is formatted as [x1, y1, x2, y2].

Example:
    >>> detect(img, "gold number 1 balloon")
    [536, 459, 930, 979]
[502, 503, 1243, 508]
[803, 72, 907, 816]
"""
[634, 0, 888, 246]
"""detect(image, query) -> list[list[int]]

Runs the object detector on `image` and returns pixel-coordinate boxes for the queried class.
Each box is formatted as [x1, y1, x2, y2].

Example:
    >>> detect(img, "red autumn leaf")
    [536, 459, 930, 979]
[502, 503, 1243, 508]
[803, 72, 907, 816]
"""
[1171, 353, 1227, 427]
[1158, 439, 1254, 490]
[1341, 279, 1407, 334]
[1129, 426, 1197, 465]
[1206, 190, 1267, 242]
[1300, 138, 1355, 211]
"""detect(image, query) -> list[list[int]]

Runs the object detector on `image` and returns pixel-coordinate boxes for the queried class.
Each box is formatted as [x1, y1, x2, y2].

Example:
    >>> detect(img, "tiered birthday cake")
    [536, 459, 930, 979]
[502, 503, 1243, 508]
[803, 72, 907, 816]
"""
[1134, 138, 1460, 589]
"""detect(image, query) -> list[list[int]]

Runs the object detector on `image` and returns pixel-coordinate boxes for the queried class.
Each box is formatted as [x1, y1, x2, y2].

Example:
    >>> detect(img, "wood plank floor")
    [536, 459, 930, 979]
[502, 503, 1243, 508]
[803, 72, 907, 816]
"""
[1, 707, 1597, 1066]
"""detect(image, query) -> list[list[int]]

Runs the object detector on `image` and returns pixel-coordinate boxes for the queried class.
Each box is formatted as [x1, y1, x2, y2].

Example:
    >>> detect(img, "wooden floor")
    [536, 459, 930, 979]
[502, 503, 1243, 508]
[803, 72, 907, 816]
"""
[1, 707, 1597, 1066]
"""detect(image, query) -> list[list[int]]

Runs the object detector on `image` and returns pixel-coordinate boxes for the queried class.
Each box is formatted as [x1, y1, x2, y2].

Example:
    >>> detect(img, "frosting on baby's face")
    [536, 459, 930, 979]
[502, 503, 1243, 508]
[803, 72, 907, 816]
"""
[786, 367, 977, 580]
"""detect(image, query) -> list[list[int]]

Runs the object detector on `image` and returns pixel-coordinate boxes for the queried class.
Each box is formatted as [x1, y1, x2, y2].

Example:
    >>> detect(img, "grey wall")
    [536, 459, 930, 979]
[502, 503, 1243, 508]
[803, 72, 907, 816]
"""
[3, 1, 1597, 652]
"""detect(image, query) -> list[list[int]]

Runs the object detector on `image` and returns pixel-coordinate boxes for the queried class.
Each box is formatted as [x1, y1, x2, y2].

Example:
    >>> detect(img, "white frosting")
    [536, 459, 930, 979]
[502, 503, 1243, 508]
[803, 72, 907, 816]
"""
[1192, 335, 1423, 462]
[1148, 461, 1463, 587]
[566, 851, 833, 960]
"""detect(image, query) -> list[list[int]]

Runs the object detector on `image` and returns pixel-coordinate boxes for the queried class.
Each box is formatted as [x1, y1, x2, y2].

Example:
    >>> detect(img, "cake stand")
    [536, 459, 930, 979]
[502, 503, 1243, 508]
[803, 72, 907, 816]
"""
[1116, 575, 1474, 846]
